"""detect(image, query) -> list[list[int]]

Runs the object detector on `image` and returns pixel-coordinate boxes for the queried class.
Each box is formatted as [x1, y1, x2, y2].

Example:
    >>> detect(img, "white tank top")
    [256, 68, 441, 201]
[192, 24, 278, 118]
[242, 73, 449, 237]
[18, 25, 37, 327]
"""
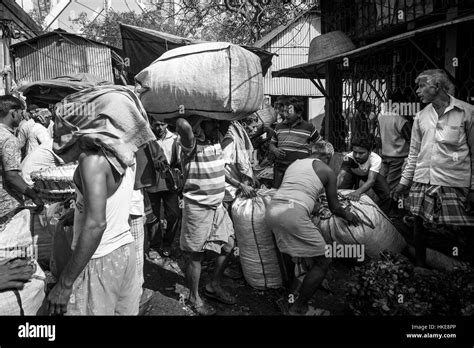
[72, 164, 135, 259]
[273, 158, 324, 212]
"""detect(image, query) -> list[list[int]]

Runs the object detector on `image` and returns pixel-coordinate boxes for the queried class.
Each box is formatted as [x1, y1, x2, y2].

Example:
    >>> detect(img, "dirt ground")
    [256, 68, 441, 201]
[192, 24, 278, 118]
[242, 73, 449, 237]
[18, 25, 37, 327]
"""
[141, 247, 356, 316]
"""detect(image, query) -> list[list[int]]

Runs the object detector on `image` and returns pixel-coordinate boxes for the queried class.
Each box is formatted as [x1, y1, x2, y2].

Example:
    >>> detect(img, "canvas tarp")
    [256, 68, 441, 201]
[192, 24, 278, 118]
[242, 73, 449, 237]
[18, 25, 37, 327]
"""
[120, 23, 274, 78]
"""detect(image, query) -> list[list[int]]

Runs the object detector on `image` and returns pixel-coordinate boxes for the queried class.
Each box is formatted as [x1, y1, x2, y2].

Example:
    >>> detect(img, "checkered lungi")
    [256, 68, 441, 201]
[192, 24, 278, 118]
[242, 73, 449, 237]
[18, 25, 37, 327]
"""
[130, 215, 145, 287]
[409, 182, 474, 226]
[143, 191, 157, 225]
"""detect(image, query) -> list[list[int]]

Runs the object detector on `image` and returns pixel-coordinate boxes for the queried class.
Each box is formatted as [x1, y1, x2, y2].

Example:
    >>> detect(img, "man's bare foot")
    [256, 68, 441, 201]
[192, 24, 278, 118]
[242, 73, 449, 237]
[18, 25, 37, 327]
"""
[187, 295, 216, 316]
[204, 283, 236, 305]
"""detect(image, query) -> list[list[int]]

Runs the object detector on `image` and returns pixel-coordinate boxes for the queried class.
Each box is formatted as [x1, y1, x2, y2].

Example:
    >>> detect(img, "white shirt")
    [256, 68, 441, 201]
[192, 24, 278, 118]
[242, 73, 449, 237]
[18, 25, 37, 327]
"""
[73, 164, 135, 259]
[130, 189, 145, 216]
[25, 123, 53, 156]
[157, 129, 179, 165]
[344, 151, 382, 176]
[20, 146, 63, 186]
[16, 119, 35, 149]
[400, 95, 474, 188]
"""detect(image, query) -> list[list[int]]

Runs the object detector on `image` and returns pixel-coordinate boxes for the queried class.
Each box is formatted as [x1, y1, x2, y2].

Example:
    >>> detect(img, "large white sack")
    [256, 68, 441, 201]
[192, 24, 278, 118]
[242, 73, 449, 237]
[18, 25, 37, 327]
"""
[0, 209, 36, 260]
[231, 188, 281, 289]
[0, 205, 64, 269]
[136, 42, 264, 122]
[0, 259, 46, 315]
[314, 190, 406, 259]
[0, 210, 46, 315]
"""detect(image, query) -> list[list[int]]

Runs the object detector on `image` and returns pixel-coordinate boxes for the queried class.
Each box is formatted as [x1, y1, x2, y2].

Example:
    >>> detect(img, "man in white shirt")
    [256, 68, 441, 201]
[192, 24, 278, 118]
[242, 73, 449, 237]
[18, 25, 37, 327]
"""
[337, 136, 391, 214]
[20, 146, 63, 186]
[19, 107, 52, 157]
[393, 69, 474, 268]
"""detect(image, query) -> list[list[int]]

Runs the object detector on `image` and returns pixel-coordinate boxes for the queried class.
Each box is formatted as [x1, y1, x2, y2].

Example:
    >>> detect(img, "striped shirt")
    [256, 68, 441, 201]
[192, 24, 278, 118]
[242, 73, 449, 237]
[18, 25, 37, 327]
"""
[271, 118, 321, 164]
[181, 139, 225, 207]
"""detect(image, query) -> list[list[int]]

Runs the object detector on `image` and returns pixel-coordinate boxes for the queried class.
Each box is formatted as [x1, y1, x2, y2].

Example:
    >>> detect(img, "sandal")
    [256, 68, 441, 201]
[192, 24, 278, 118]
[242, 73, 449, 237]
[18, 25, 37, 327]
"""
[204, 287, 237, 305]
[186, 300, 216, 316]
[159, 246, 171, 258]
[148, 250, 161, 260]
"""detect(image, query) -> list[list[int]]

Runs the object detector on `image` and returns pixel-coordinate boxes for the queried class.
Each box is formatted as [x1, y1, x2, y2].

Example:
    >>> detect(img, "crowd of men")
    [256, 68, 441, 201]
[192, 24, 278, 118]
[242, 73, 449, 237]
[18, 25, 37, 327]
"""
[0, 69, 473, 316]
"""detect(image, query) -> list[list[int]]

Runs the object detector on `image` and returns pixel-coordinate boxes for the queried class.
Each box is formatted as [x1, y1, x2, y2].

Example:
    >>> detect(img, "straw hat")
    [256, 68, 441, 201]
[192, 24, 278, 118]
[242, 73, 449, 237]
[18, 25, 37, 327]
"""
[307, 31, 356, 64]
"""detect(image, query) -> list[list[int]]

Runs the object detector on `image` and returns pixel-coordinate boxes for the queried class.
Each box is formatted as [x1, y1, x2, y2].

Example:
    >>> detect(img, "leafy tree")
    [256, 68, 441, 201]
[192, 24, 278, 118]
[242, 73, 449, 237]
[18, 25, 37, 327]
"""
[76, 0, 318, 48]
[28, 0, 52, 30]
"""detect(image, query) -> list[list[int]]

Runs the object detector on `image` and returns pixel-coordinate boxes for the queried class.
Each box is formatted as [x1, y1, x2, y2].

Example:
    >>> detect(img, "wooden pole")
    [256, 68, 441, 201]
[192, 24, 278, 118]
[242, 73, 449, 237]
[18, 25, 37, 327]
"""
[4, 35, 11, 95]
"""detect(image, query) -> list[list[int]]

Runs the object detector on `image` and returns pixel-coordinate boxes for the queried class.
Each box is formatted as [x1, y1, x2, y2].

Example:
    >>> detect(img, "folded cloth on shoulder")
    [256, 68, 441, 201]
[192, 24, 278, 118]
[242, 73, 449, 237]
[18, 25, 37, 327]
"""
[222, 121, 254, 182]
[53, 85, 156, 174]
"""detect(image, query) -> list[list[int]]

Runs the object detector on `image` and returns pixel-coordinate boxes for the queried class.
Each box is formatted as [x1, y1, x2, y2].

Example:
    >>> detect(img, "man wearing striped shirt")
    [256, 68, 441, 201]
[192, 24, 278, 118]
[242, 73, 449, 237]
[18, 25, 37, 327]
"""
[269, 97, 322, 188]
[176, 116, 235, 316]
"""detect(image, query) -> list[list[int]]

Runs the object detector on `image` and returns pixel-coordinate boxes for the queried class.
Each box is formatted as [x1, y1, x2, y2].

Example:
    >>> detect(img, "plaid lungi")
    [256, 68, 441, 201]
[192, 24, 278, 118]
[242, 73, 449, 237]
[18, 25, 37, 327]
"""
[409, 182, 474, 226]
[130, 215, 144, 287]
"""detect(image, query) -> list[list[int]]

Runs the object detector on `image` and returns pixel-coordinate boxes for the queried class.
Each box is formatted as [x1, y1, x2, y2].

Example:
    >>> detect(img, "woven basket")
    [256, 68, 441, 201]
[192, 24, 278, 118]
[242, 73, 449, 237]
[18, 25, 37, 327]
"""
[308, 31, 356, 64]
[31, 163, 77, 203]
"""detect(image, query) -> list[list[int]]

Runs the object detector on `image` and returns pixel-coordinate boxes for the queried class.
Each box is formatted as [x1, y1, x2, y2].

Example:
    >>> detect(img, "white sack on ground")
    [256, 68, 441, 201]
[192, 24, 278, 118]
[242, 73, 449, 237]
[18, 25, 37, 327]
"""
[314, 190, 407, 259]
[136, 42, 264, 122]
[0, 210, 46, 315]
[0, 259, 46, 315]
[231, 188, 281, 289]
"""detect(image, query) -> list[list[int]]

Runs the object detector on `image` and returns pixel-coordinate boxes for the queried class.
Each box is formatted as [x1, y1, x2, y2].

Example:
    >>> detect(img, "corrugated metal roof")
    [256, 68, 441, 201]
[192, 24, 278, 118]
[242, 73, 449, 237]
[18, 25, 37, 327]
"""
[272, 13, 474, 79]
[259, 10, 323, 96]
[254, 7, 320, 48]
[14, 35, 113, 83]
[11, 29, 119, 51]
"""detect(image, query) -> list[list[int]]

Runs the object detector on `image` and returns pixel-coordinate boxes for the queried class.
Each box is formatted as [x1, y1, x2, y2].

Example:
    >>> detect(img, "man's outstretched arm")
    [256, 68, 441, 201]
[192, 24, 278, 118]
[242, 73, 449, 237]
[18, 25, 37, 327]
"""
[47, 152, 109, 315]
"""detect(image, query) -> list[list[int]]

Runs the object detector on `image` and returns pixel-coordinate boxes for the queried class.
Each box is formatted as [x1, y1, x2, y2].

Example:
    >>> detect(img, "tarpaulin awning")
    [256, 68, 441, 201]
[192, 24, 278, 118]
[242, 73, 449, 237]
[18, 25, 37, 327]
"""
[272, 13, 474, 80]
[120, 23, 275, 78]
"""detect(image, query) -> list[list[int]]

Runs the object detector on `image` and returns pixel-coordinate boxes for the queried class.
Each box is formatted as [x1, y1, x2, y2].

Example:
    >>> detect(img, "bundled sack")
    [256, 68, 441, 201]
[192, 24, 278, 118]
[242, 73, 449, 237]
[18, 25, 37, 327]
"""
[231, 188, 281, 289]
[0, 210, 37, 260]
[53, 85, 155, 172]
[136, 42, 264, 122]
[18, 73, 111, 106]
[0, 259, 46, 315]
[314, 190, 406, 259]
[0, 209, 46, 315]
